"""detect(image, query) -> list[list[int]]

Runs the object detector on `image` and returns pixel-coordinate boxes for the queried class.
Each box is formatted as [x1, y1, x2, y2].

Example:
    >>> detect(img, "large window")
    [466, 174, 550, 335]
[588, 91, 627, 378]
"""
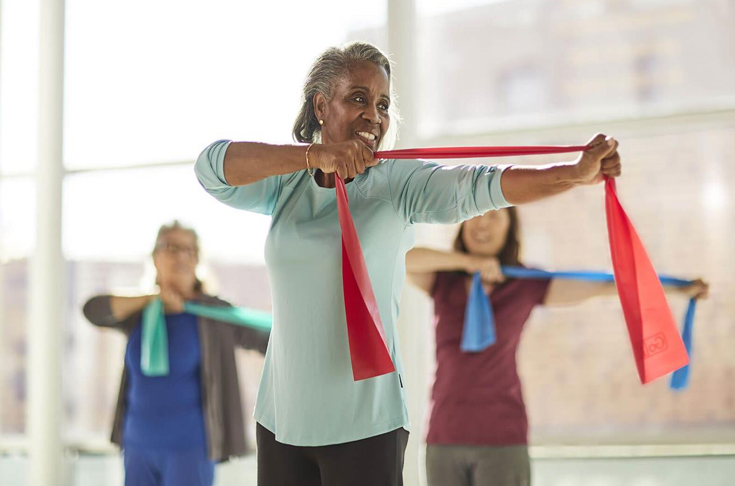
[0, 179, 35, 434]
[410, 0, 735, 445]
[0, 0, 387, 445]
[63, 0, 388, 171]
[415, 0, 735, 137]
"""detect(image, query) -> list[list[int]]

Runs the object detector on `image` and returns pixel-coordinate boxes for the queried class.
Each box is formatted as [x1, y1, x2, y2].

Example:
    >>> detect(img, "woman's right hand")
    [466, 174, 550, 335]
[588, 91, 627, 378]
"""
[311, 141, 379, 179]
[464, 255, 505, 284]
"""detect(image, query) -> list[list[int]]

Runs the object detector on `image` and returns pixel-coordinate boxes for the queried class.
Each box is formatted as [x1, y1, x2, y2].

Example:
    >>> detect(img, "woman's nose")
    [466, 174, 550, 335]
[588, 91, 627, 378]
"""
[476, 218, 491, 229]
[363, 105, 380, 124]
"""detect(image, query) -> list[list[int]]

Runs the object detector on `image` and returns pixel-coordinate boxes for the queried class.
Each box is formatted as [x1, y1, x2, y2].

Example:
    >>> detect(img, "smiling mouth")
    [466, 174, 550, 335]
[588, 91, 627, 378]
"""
[356, 131, 378, 147]
[470, 232, 491, 244]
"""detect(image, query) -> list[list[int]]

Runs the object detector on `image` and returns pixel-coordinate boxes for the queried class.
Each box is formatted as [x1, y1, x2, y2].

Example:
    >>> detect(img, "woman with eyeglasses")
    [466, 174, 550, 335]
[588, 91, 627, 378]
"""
[82, 220, 269, 486]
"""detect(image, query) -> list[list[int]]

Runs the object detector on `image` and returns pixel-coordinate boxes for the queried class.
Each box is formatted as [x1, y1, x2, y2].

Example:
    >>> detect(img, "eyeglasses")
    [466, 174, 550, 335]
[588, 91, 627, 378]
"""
[155, 243, 197, 258]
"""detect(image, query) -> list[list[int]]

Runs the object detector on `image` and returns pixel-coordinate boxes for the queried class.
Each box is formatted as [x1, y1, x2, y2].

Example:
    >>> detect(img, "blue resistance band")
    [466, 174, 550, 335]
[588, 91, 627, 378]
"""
[461, 266, 696, 390]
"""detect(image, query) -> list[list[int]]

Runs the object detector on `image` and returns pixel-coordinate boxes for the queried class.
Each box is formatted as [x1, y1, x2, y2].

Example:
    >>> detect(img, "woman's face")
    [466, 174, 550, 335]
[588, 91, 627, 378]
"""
[153, 229, 199, 292]
[461, 209, 511, 257]
[314, 61, 391, 152]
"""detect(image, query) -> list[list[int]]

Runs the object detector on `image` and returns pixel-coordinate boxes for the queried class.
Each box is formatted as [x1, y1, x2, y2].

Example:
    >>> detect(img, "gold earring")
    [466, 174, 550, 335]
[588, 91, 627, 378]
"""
[319, 119, 324, 126]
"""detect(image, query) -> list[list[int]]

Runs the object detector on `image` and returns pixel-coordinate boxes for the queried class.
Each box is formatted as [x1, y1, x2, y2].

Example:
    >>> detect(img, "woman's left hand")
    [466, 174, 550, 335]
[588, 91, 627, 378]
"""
[574, 133, 621, 185]
[160, 286, 185, 313]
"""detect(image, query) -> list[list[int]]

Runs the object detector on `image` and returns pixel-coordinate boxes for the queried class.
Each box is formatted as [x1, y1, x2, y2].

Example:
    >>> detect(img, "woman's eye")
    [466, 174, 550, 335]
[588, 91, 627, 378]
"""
[379, 103, 389, 112]
[353, 96, 365, 103]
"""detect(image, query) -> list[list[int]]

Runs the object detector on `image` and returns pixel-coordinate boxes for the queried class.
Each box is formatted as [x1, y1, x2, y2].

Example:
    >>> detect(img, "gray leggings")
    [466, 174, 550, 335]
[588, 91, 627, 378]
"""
[426, 444, 530, 486]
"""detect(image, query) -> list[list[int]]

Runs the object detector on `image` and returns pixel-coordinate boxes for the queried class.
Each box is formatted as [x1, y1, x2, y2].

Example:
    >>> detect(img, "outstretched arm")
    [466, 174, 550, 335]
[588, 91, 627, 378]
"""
[82, 295, 153, 332]
[500, 134, 620, 205]
[388, 134, 620, 225]
[405, 247, 504, 295]
[544, 277, 709, 306]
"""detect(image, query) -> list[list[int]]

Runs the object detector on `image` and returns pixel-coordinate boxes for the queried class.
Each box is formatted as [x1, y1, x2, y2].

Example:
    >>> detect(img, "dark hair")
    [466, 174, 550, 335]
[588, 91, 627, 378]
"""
[453, 207, 522, 266]
[153, 220, 204, 293]
[292, 42, 399, 149]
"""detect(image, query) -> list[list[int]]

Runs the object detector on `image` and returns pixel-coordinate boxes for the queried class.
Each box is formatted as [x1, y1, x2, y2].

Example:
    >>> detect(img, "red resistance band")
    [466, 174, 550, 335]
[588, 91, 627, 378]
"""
[336, 145, 688, 384]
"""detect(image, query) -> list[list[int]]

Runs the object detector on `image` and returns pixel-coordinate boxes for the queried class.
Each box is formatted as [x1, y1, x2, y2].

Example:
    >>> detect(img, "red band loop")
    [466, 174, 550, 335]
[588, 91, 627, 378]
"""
[336, 145, 687, 383]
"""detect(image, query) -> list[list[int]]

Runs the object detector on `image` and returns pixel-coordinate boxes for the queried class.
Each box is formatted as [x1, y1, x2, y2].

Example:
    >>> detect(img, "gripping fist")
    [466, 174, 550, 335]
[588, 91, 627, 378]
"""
[465, 255, 505, 284]
[310, 141, 379, 180]
[574, 133, 621, 185]
[159, 286, 185, 314]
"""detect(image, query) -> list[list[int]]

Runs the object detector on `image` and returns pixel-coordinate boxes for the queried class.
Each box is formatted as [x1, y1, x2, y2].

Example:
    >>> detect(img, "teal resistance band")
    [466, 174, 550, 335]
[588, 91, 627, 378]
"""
[141, 298, 272, 377]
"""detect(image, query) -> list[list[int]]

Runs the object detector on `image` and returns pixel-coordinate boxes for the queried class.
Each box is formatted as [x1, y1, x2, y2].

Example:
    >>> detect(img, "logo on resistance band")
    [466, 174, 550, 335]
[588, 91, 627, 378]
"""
[643, 333, 668, 358]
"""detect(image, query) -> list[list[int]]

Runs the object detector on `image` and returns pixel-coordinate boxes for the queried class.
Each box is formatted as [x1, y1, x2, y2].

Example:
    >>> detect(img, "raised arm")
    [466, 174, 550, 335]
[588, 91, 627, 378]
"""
[232, 326, 270, 355]
[544, 277, 710, 306]
[220, 142, 314, 186]
[195, 139, 380, 213]
[83, 287, 190, 330]
[196, 296, 271, 355]
[405, 247, 504, 295]
[221, 139, 378, 186]
[82, 295, 153, 332]
[387, 134, 619, 225]
[500, 134, 620, 205]
[542, 280, 618, 306]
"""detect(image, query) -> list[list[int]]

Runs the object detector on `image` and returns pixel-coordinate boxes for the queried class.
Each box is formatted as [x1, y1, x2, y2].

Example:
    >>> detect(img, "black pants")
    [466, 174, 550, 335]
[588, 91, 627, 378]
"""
[256, 423, 409, 486]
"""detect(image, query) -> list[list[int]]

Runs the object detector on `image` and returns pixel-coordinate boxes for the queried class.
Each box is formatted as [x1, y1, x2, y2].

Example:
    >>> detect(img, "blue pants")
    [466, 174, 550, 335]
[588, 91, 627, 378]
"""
[123, 447, 215, 486]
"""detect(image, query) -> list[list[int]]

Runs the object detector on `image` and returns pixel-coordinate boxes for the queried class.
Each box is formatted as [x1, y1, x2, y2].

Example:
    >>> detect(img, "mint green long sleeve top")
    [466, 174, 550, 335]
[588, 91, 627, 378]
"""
[195, 140, 511, 446]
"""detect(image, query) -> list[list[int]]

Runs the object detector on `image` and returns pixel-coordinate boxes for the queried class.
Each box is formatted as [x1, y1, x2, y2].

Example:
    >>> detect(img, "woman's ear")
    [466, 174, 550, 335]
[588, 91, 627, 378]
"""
[313, 92, 327, 123]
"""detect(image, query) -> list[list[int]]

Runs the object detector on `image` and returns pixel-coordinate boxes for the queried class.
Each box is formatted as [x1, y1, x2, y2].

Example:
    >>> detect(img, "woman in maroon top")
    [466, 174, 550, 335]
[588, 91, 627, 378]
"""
[407, 208, 708, 486]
